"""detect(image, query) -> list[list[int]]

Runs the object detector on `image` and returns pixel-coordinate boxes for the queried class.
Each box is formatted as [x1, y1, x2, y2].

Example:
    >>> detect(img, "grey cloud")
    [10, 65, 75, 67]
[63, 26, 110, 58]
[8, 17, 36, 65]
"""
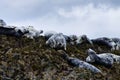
[0, 0, 119, 22]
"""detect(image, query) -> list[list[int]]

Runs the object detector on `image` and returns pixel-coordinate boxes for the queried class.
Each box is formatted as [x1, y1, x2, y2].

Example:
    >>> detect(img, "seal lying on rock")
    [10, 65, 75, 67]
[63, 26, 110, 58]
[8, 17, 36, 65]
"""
[86, 49, 120, 64]
[112, 38, 120, 50]
[76, 35, 93, 46]
[69, 35, 78, 45]
[0, 19, 6, 27]
[63, 34, 78, 45]
[86, 49, 120, 68]
[46, 33, 66, 50]
[24, 26, 43, 39]
[76, 36, 116, 50]
[61, 52, 102, 73]
[44, 31, 57, 40]
[91, 37, 116, 50]
[0, 27, 29, 38]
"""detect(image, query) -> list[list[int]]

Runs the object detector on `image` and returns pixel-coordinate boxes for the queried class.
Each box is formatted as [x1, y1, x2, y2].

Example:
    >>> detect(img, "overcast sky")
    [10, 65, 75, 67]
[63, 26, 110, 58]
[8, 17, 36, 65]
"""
[0, 0, 120, 38]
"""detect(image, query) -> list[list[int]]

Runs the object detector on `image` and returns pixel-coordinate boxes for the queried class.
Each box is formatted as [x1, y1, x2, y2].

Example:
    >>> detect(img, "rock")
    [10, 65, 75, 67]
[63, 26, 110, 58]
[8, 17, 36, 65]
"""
[1, 61, 8, 67]
[18, 60, 25, 66]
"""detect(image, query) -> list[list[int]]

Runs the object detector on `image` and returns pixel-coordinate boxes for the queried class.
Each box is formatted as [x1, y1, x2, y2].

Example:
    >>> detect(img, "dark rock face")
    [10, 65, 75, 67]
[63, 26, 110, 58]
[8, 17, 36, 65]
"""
[0, 35, 120, 80]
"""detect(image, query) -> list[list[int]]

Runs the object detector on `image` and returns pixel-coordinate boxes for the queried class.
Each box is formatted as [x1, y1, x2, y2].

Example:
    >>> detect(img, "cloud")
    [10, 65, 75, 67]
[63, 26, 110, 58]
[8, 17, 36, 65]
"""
[0, 0, 119, 21]
[56, 4, 120, 38]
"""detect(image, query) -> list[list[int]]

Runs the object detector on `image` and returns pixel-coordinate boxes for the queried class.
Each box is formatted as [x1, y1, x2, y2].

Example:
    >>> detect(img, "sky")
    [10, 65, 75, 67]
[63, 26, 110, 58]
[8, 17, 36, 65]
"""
[0, 0, 120, 38]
